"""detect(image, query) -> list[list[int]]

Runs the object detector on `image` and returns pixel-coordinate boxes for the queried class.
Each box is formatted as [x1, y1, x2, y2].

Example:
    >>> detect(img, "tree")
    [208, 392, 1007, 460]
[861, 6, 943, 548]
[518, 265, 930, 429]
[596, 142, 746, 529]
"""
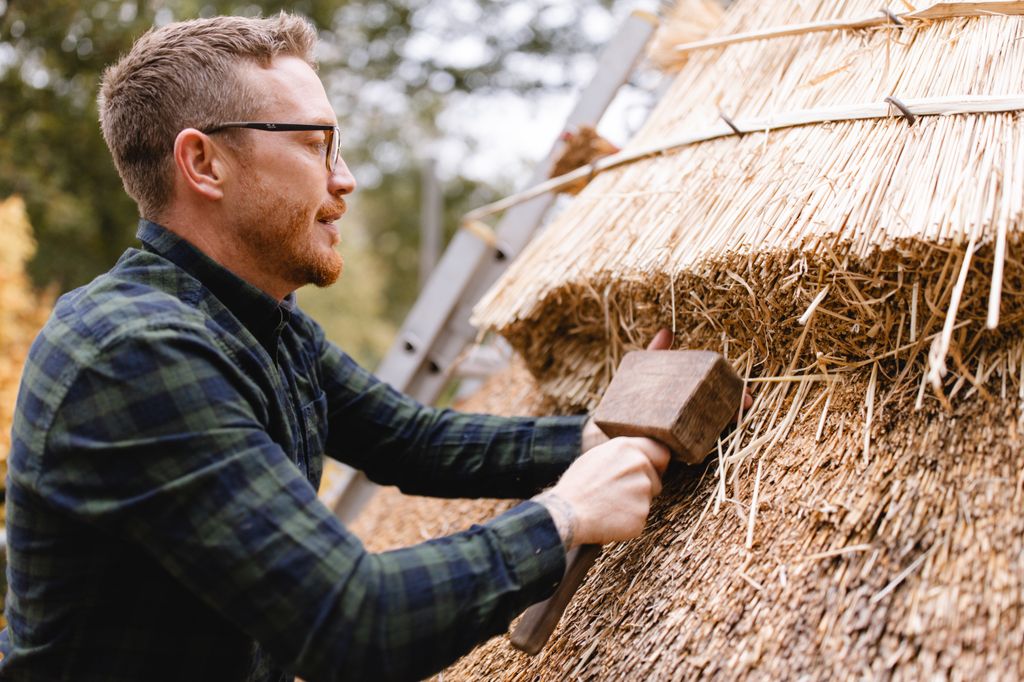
[0, 0, 621, 347]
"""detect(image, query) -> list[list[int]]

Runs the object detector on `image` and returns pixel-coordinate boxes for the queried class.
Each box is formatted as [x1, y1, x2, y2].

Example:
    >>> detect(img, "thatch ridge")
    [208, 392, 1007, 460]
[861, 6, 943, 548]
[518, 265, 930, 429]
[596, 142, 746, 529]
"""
[473, 0, 1024, 411]
[491, 234, 1024, 410]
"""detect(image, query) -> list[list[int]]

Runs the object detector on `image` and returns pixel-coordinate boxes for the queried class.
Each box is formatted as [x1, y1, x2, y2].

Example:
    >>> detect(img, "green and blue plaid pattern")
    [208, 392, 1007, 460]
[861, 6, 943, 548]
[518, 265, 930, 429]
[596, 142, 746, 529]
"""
[1, 220, 585, 681]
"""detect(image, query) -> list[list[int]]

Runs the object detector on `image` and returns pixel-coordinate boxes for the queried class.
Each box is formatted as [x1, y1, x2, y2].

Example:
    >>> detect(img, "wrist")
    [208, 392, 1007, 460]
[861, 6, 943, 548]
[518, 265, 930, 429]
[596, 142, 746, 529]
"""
[581, 418, 609, 453]
[533, 491, 578, 551]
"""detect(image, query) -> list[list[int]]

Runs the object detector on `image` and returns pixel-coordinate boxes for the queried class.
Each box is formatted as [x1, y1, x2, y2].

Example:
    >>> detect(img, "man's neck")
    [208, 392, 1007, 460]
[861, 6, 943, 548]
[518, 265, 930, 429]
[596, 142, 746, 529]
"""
[154, 209, 293, 301]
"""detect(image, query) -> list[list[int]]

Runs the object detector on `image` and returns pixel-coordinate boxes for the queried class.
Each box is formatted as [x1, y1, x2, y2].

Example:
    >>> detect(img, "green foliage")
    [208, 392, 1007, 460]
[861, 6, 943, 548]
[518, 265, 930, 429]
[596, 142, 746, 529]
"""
[1, 0, 140, 288]
[356, 164, 509, 323]
[295, 217, 396, 367]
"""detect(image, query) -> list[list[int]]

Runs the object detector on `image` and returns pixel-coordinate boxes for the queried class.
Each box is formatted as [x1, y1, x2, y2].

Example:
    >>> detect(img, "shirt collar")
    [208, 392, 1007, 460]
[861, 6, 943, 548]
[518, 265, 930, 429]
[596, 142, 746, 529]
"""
[137, 219, 294, 350]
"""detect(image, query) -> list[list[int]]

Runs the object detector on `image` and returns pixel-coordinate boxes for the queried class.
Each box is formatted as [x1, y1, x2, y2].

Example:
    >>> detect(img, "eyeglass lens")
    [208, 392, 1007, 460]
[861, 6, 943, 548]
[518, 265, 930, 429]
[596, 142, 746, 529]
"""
[327, 127, 341, 173]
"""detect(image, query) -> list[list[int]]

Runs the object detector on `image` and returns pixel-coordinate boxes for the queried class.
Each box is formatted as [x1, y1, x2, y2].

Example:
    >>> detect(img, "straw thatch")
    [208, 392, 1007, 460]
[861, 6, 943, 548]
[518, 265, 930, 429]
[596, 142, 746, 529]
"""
[442, 373, 1022, 680]
[646, 0, 725, 73]
[472, 0, 1024, 412]
[434, 0, 1024, 678]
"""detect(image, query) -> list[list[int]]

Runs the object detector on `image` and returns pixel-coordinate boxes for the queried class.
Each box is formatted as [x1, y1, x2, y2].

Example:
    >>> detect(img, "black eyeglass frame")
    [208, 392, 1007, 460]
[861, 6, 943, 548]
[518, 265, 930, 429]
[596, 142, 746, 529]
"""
[202, 122, 341, 172]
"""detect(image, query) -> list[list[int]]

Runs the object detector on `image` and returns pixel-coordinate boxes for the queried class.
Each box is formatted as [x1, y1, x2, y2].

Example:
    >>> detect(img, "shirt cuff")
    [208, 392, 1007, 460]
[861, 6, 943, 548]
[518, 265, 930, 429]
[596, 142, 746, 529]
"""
[484, 500, 567, 600]
[526, 414, 588, 485]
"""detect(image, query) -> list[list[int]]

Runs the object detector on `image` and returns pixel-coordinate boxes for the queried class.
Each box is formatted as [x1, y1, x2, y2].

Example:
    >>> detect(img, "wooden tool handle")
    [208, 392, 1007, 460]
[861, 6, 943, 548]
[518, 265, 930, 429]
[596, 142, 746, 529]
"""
[510, 543, 603, 655]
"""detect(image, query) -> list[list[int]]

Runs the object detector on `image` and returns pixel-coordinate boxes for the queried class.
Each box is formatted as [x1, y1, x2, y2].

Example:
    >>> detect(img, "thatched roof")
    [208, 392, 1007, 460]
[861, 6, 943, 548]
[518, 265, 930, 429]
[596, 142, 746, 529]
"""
[441, 377, 1022, 680]
[439, 0, 1024, 678]
[471, 0, 1024, 412]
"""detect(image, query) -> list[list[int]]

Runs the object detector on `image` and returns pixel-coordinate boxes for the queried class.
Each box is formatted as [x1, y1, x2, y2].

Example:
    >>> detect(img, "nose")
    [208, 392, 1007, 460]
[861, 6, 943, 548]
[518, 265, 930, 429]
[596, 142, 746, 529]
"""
[329, 156, 356, 196]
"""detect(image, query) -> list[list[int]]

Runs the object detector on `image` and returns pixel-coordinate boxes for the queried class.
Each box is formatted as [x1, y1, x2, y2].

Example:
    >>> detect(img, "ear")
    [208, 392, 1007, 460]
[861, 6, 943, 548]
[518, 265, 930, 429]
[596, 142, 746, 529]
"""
[172, 128, 227, 201]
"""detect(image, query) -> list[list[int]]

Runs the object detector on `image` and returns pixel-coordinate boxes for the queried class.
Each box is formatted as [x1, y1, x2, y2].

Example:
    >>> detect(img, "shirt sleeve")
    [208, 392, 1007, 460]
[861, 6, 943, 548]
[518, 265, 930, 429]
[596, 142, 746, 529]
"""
[317, 337, 588, 498]
[38, 325, 567, 681]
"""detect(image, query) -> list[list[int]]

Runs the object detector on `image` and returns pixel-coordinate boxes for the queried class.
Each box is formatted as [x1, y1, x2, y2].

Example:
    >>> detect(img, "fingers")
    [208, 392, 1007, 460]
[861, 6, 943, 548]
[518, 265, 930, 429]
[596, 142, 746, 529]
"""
[632, 438, 669, 500]
[629, 443, 665, 497]
[630, 443, 663, 501]
[625, 437, 671, 477]
[645, 440, 672, 477]
[646, 469, 663, 498]
[646, 328, 673, 351]
[733, 390, 755, 423]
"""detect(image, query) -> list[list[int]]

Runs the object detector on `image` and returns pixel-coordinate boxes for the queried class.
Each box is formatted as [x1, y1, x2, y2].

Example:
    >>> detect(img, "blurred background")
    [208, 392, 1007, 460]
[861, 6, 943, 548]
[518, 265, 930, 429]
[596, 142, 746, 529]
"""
[0, 0, 666, 367]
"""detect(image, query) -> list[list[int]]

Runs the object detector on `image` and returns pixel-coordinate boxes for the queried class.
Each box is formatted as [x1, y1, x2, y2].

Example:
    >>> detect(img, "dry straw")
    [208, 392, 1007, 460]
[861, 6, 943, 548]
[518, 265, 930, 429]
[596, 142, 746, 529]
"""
[440, 0, 1024, 678]
[646, 0, 725, 72]
[472, 0, 1024, 411]
[670, 0, 1024, 58]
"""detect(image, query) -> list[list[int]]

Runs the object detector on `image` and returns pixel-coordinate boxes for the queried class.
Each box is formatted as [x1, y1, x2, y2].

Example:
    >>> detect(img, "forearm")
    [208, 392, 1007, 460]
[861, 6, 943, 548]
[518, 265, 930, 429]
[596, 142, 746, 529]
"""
[321, 340, 591, 497]
[357, 410, 587, 498]
[48, 428, 567, 682]
[39, 328, 567, 682]
[297, 501, 565, 680]
[529, 421, 607, 541]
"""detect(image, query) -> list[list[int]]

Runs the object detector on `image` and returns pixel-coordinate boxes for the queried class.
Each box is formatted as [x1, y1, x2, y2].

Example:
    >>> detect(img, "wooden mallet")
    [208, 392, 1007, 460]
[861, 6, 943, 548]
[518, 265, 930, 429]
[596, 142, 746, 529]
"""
[510, 350, 744, 655]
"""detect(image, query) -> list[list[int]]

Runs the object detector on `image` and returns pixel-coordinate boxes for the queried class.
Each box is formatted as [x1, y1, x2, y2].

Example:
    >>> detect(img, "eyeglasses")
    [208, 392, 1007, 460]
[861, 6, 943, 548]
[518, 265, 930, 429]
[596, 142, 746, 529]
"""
[202, 122, 342, 173]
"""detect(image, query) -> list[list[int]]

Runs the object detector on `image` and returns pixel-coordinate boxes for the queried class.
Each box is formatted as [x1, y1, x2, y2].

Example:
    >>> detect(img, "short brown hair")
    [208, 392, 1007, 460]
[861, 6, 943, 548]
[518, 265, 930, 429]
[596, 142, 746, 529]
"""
[98, 13, 317, 219]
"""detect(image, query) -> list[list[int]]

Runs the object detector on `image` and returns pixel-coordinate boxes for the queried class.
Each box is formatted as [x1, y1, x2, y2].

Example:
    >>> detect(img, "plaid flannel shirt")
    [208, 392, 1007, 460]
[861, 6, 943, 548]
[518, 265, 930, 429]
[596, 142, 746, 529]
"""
[1, 220, 585, 682]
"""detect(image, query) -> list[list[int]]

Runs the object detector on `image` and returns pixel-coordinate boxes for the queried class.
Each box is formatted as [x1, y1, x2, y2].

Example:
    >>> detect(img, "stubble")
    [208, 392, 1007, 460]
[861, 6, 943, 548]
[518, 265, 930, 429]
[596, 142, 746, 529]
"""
[238, 174, 344, 290]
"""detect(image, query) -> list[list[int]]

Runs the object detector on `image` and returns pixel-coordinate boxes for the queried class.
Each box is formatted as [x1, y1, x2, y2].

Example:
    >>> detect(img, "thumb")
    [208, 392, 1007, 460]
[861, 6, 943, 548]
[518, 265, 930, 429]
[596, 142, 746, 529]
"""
[646, 328, 673, 351]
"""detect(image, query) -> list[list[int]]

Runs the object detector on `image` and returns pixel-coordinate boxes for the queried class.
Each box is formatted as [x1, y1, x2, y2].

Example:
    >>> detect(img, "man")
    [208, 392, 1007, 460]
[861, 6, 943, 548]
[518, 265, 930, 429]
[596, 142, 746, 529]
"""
[1, 13, 674, 682]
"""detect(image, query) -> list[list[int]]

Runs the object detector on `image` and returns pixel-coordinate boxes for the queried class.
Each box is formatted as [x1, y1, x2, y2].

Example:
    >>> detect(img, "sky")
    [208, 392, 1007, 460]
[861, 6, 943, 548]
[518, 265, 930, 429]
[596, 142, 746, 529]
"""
[350, 0, 668, 187]
[436, 0, 664, 185]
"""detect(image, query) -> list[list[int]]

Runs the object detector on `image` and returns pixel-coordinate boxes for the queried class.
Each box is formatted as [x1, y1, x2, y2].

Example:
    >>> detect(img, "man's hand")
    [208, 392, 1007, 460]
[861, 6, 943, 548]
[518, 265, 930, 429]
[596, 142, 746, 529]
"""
[547, 329, 755, 549]
[537, 436, 670, 548]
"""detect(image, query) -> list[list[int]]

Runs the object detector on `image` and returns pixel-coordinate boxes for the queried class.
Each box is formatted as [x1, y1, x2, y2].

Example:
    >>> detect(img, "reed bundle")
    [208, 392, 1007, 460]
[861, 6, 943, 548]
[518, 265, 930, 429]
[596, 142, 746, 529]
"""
[664, 0, 1024, 59]
[646, 0, 725, 72]
[433, 0, 1024, 677]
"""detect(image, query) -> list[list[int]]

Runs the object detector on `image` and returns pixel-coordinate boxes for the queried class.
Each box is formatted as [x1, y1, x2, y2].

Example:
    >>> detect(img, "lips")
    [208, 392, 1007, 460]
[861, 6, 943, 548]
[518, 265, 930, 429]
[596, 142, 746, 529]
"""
[316, 206, 344, 246]
[317, 212, 343, 224]
[316, 200, 347, 224]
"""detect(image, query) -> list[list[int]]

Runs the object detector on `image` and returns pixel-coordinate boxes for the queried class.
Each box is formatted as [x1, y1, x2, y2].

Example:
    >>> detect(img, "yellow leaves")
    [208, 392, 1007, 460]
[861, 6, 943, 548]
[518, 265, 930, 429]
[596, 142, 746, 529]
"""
[0, 196, 36, 271]
[0, 196, 53, 477]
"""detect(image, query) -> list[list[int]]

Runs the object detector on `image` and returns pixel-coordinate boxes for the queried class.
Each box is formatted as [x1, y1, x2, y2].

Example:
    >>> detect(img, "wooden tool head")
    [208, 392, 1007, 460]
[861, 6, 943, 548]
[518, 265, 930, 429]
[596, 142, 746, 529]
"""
[592, 350, 743, 464]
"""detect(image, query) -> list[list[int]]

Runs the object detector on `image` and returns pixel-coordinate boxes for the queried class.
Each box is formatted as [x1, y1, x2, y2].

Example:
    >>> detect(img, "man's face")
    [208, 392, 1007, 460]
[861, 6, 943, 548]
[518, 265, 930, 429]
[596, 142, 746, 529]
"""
[223, 56, 356, 293]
